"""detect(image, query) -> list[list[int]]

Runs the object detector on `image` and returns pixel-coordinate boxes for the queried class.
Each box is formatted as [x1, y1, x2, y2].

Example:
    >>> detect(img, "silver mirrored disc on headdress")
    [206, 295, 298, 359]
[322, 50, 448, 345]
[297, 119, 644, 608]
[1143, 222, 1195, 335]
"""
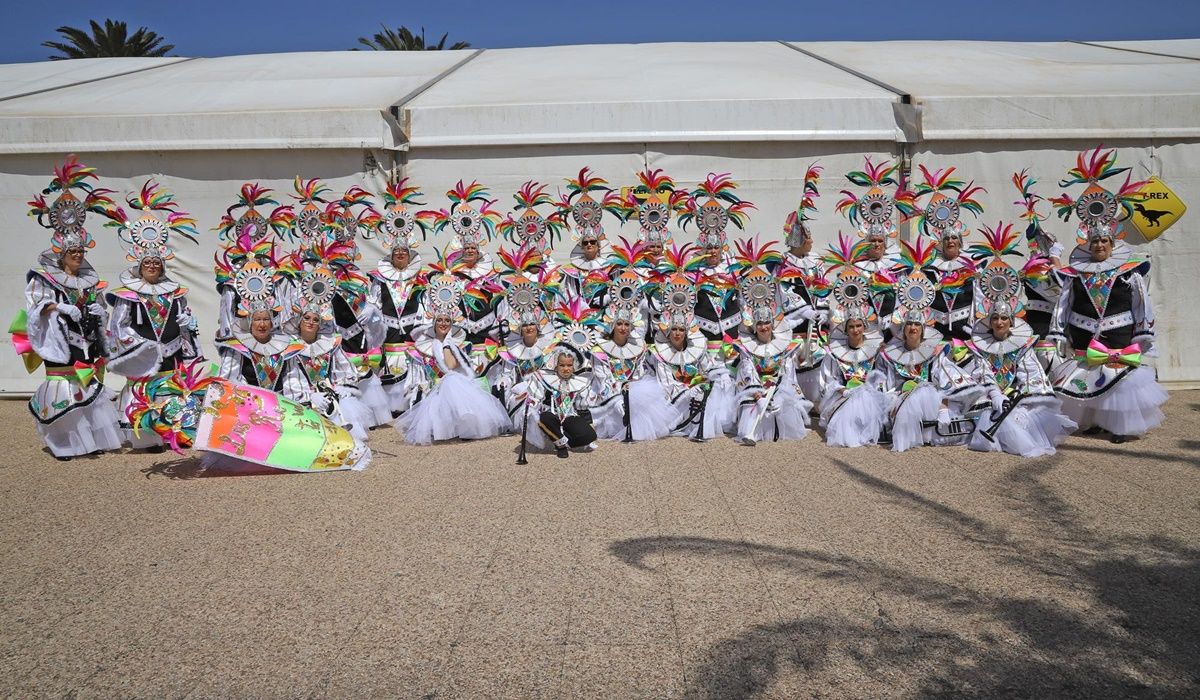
[860, 192, 894, 225]
[451, 205, 480, 236]
[925, 198, 960, 231]
[301, 268, 337, 306]
[296, 208, 322, 240]
[1076, 190, 1118, 227]
[638, 200, 670, 233]
[978, 264, 1021, 303]
[238, 211, 268, 242]
[505, 280, 539, 312]
[234, 262, 274, 302]
[384, 206, 414, 237]
[49, 194, 86, 235]
[697, 202, 729, 236]
[518, 212, 547, 243]
[612, 275, 641, 304]
[572, 198, 603, 231]
[129, 216, 167, 246]
[896, 274, 935, 311]
[832, 273, 867, 307]
[562, 323, 595, 350]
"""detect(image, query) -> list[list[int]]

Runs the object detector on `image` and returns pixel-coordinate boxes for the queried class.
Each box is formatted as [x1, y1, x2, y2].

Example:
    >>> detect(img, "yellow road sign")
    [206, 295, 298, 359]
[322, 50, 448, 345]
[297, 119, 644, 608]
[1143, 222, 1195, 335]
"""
[1128, 177, 1186, 241]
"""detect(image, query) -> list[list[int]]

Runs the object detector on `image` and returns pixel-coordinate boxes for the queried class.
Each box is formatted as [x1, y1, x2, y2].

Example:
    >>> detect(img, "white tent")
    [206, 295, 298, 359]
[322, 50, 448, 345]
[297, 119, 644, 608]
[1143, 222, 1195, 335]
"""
[1, 40, 1197, 393]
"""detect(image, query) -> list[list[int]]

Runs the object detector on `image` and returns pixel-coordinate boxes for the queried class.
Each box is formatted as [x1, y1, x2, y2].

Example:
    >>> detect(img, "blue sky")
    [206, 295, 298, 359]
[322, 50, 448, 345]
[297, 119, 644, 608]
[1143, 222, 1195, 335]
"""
[2, 0, 1198, 63]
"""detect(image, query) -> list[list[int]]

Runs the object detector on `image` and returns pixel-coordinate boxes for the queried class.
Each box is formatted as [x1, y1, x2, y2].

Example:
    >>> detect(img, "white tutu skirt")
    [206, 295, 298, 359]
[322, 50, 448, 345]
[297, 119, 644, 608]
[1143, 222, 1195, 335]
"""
[395, 372, 511, 445]
[820, 384, 890, 448]
[382, 379, 413, 415]
[357, 374, 395, 427]
[735, 384, 812, 443]
[969, 394, 1077, 457]
[1059, 365, 1167, 436]
[795, 365, 825, 406]
[889, 384, 941, 453]
[30, 383, 124, 458]
[665, 377, 736, 441]
[593, 375, 675, 442]
[116, 380, 162, 450]
[332, 395, 374, 442]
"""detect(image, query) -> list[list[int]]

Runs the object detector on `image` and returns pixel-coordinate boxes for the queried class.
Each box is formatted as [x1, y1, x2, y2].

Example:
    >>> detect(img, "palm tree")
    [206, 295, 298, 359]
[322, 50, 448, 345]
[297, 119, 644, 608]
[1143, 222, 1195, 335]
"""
[356, 25, 470, 51]
[43, 19, 174, 60]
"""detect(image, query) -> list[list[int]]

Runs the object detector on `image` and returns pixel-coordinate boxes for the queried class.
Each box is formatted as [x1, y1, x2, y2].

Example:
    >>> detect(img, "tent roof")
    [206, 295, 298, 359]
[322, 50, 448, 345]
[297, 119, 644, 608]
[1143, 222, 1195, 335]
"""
[0, 51, 471, 153]
[795, 40, 1200, 140]
[0, 57, 185, 100]
[0, 40, 1197, 153]
[400, 42, 902, 147]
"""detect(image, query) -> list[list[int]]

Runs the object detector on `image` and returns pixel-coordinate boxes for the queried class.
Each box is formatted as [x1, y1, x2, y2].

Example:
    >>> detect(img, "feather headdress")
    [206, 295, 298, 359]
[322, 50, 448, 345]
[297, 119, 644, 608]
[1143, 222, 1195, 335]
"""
[27, 155, 117, 255]
[105, 180, 199, 264]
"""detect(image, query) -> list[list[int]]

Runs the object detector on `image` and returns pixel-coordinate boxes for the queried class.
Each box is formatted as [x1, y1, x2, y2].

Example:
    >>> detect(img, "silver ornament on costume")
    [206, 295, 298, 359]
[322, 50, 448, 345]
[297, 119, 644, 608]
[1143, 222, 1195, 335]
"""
[451, 205, 481, 237]
[895, 274, 936, 312]
[860, 192, 894, 225]
[517, 211, 547, 245]
[383, 206, 415, 238]
[924, 197, 961, 232]
[832, 273, 868, 308]
[978, 264, 1020, 304]
[638, 199, 670, 234]
[1076, 190, 1119, 228]
[49, 193, 87, 235]
[237, 210, 269, 243]
[572, 198, 603, 231]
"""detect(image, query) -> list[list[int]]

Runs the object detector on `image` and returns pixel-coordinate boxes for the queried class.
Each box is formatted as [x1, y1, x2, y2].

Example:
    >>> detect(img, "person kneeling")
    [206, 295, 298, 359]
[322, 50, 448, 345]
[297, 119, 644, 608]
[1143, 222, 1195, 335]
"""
[525, 347, 598, 458]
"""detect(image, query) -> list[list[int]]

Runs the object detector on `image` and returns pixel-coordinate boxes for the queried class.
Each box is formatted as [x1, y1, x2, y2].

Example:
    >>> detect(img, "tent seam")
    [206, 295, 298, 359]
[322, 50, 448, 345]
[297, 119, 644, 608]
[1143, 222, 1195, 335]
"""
[0, 57, 200, 104]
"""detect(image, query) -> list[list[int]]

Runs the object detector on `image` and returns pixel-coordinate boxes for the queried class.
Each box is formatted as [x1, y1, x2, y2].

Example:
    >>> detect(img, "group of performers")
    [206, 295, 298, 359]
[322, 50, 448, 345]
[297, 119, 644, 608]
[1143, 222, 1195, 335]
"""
[16, 146, 1169, 467]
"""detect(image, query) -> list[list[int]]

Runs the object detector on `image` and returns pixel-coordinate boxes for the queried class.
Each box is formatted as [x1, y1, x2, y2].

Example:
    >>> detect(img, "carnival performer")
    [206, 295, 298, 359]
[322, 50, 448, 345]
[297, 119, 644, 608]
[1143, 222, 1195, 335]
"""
[490, 244, 558, 403]
[18, 156, 123, 460]
[911, 165, 983, 344]
[555, 168, 618, 305]
[291, 266, 376, 441]
[500, 180, 566, 269]
[779, 165, 829, 404]
[215, 264, 307, 400]
[680, 173, 749, 347]
[394, 271, 511, 444]
[103, 180, 204, 450]
[609, 169, 686, 316]
[1012, 169, 1067, 366]
[213, 183, 295, 340]
[837, 157, 914, 331]
[421, 180, 505, 373]
[963, 289, 1076, 457]
[728, 239, 812, 445]
[649, 262, 735, 441]
[589, 264, 675, 442]
[875, 310, 986, 452]
[315, 188, 392, 428]
[816, 259, 890, 449]
[370, 179, 430, 415]
[1045, 147, 1167, 443]
[512, 342, 600, 458]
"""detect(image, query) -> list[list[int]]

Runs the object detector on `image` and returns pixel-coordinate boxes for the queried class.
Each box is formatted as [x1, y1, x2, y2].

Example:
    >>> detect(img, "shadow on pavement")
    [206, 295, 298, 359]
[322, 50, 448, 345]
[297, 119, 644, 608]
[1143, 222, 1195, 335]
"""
[140, 457, 287, 479]
[609, 458, 1200, 699]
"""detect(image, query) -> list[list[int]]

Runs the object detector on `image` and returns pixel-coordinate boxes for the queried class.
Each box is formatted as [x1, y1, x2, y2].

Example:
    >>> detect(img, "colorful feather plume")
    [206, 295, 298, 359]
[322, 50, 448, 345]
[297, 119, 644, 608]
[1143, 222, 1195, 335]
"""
[292, 177, 331, 205]
[1011, 169, 1045, 225]
[126, 358, 217, 454]
[821, 233, 871, 272]
[896, 237, 937, 272]
[1058, 145, 1130, 187]
[382, 178, 425, 207]
[967, 222, 1022, 261]
[27, 154, 116, 221]
[497, 242, 545, 276]
[606, 237, 651, 270]
[656, 243, 706, 278]
[846, 157, 899, 189]
[730, 236, 781, 275]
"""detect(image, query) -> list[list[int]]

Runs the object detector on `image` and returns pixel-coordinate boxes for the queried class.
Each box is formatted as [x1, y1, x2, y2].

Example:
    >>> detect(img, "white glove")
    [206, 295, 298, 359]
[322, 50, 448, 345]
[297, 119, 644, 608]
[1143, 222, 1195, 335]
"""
[177, 309, 198, 332]
[334, 385, 360, 399]
[57, 304, 82, 322]
[309, 392, 330, 413]
[990, 392, 1006, 413]
[87, 302, 105, 318]
[936, 407, 952, 428]
[1055, 338, 1070, 358]
[1049, 242, 1065, 260]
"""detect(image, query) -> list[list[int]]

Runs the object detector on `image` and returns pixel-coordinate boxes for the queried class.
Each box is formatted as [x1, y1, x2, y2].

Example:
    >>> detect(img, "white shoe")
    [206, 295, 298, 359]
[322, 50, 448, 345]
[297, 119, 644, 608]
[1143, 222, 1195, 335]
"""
[582, 442, 598, 452]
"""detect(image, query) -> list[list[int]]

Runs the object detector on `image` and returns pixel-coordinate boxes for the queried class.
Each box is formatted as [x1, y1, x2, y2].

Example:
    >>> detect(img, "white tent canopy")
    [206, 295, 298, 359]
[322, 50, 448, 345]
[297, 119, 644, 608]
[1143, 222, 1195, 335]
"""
[0, 40, 1197, 393]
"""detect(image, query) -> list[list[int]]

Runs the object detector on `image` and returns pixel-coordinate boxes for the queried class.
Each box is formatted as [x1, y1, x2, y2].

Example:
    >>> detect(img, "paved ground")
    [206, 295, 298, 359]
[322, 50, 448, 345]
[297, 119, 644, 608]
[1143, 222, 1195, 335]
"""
[1, 392, 1198, 699]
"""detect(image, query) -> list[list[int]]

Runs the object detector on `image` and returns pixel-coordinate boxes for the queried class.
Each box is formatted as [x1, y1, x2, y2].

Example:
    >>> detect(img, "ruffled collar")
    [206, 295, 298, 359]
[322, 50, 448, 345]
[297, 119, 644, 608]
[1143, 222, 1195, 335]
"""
[35, 251, 101, 291]
[597, 336, 646, 360]
[651, 330, 708, 365]
[411, 325, 467, 357]
[504, 332, 554, 361]
[568, 244, 611, 273]
[374, 255, 423, 282]
[1064, 242, 1146, 274]
[454, 254, 495, 280]
[738, 329, 796, 359]
[230, 332, 296, 356]
[538, 369, 591, 394]
[298, 334, 341, 357]
[119, 268, 180, 295]
[883, 336, 945, 366]
[930, 256, 972, 273]
[968, 320, 1035, 356]
[827, 329, 883, 363]
[855, 252, 900, 273]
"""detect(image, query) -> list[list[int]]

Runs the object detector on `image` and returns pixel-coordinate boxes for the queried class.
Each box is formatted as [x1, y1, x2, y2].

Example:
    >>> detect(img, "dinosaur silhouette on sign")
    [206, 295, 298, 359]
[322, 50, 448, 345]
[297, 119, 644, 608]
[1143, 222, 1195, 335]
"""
[1133, 202, 1171, 227]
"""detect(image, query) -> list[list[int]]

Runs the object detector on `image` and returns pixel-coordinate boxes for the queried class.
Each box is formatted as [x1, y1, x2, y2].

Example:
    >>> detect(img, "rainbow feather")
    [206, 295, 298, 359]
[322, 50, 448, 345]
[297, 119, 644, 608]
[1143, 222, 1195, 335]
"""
[606, 237, 650, 270]
[821, 233, 870, 272]
[497, 243, 544, 275]
[730, 236, 781, 274]
[292, 177, 331, 204]
[383, 178, 425, 207]
[845, 157, 898, 188]
[896, 237, 937, 272]
[447, 180, 491, 205]
[968, 222, 1022, 260]
[1011, 169, 1045, 224]
[1058, 145, 1129, 187]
